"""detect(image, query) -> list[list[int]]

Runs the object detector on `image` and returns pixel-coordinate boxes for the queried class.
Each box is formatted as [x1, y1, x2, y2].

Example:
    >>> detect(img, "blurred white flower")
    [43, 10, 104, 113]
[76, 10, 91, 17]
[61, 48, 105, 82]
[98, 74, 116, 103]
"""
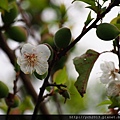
[100, 61, 120, 84]
[17, 43, 51, 75]
[107, 80, 120, 97]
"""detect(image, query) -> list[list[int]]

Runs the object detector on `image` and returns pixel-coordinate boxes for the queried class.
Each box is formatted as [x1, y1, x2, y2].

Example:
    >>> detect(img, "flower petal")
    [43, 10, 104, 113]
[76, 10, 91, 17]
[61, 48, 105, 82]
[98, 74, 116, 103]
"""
[36, 44, 51, 60]
[21, 43, 36, 54]
[17, 55, 28, 66]
[35, 61, 48, 75]
[19, 64, 29, 74]
[106, 80, 120, 97]
[18, 56, 35, 74]
[100, 61, 115, 73]
[23, 64, 35, 74]
[100, 62, 110, 73]
[17, 57, 21, 66]
[107, 61, 115, 71]
[100, 73, 111, 84]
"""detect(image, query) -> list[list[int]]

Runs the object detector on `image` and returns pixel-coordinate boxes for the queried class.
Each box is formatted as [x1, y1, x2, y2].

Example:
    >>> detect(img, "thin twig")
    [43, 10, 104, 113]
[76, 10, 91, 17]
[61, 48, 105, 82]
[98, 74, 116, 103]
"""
[6, 107, 11, 120]
[31, 63, 52, 120]
[58, 0, 120, 58]
[13, 72, 20, 95]
[31, 1, 120, 119]
[47, 83, 67, 89]
[5, 72, 20, 118]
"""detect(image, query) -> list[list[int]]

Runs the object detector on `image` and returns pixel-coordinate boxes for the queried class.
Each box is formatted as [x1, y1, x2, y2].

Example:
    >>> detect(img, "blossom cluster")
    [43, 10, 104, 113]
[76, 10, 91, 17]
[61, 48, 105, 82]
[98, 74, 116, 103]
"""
[100, 61, 120, 97]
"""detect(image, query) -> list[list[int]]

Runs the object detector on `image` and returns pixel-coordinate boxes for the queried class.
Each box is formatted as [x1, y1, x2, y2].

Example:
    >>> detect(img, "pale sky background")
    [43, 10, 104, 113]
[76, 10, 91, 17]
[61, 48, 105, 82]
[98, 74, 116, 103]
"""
[0, 0, 120, 114]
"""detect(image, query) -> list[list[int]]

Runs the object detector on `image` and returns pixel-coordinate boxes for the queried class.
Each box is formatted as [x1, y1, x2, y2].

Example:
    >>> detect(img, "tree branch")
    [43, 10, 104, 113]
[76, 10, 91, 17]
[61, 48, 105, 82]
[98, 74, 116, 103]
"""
[0, 31, 49, 115]
[58, 0, 120, 58]
[31, 1, 120, 119]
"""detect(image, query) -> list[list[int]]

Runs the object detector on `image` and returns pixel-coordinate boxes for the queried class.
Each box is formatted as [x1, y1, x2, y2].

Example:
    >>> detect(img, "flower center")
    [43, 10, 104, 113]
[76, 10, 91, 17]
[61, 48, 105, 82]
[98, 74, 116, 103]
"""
[24, 53, 37, 67]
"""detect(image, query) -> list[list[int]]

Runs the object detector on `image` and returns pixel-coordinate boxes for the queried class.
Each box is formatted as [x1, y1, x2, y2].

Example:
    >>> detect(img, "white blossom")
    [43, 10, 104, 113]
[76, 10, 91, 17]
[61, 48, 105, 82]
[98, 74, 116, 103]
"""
[100, 61, 120, 84]
[107, 80, 120, 97]
[17, 43, 51, 75]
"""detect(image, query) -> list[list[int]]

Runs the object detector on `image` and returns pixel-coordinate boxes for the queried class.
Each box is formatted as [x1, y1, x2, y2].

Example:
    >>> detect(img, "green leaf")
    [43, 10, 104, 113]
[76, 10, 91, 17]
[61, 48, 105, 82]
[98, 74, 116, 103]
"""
[0, 99, 8, 112]
[8, 0, 16, 3]
[110, 14, 120, 24]
[0, 0, 9, 11]
[53, 67, 68, 84]
[73, 49, 100, 97]
[84, 11, 94, 26]
[65, 79, 87, 113]
[19, 96, 34, 113]
[72, 0, 95, 6]
[29, 0, 48, 11]
[86, 4, 106, 14]
[14, 61, 20, 72]
[97, 100, 112, 107]
[108, 96, 120, 108]
[86, 6, 99, 13]
[110, 15, 120, 30]
[60, 4, 67, 18]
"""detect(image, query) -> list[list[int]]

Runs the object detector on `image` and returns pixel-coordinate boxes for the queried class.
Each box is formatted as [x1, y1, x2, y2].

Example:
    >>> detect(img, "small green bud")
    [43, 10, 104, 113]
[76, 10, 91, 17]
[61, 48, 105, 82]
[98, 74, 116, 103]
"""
[6, 26, 27, 42]
[96, 23, 120, 41]
[5, 93, 20, 108]
[54, 27, 72, 48]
